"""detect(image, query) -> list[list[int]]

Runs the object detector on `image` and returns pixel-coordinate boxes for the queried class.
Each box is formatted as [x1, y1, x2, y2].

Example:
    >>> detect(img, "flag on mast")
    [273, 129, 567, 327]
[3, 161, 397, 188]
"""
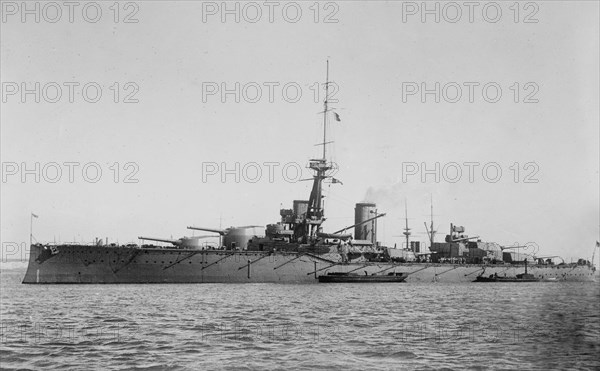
[333, 112, 341, 122]
[31, 213, 38, 218]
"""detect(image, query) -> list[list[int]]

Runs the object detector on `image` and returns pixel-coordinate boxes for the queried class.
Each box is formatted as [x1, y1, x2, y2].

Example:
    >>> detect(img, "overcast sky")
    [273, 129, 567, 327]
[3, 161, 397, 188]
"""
[1, 1, 598, 262]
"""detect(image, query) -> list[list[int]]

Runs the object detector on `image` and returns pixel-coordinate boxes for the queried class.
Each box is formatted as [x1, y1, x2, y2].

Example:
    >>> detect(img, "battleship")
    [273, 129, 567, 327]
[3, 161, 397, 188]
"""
[22, 63, 597, 284]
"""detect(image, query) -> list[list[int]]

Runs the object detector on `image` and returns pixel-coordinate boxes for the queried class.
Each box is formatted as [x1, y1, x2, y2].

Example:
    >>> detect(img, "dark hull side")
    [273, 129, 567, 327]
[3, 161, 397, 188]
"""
[22, 244, 597, 284]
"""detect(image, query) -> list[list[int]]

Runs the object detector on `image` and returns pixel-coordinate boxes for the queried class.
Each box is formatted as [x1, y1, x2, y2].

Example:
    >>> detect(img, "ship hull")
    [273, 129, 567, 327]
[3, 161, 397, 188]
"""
[22, 245, 597, 284]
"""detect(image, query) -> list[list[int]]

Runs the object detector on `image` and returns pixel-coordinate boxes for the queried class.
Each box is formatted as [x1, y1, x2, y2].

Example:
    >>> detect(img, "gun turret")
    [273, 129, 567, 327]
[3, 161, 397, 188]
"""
[186, 225, 263, 250]
[138, 236, 215, 249]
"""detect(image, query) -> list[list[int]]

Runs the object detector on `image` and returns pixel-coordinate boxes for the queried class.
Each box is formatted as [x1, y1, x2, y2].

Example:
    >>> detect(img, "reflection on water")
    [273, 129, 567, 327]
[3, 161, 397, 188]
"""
[1, 268, 598, 370]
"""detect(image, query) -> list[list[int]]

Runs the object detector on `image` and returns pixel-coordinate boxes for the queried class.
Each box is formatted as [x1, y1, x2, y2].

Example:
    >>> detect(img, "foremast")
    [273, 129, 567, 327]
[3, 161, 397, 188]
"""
[304, 60, 335, 241]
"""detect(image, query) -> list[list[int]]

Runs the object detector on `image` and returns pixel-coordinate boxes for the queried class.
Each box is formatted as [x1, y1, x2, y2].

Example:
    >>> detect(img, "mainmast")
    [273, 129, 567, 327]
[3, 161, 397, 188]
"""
[424, 195, 436, 248]
[403, 200, 411, 251]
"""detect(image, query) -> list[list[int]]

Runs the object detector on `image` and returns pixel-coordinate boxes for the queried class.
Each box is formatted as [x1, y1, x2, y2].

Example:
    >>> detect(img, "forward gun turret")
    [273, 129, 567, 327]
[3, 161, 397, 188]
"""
[138, 236, 215, 249]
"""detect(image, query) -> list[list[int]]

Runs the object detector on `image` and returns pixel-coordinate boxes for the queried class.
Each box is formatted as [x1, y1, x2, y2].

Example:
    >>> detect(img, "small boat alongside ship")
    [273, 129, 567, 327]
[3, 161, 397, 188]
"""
[474, 260, 539, 282]
[318, 272, 407, 283]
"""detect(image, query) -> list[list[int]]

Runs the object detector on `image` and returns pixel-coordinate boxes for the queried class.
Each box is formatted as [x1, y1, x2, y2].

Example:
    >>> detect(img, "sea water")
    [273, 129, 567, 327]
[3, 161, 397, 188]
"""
[1, 265, 598, 370]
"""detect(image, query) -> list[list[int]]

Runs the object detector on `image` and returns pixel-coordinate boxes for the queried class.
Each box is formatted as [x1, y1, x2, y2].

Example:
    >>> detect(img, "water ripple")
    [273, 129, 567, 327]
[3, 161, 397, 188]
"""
[1, 269, 599, 370]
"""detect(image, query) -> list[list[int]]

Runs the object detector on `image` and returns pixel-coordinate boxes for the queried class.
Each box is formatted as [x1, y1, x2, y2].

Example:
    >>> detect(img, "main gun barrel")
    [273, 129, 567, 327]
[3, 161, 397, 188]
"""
[451, 236, 480, 242]
[500, 245, 528, 250]
[187, 226, 226, 235]
[331, 213, 387, 235]
[138, 236, 179, 245]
